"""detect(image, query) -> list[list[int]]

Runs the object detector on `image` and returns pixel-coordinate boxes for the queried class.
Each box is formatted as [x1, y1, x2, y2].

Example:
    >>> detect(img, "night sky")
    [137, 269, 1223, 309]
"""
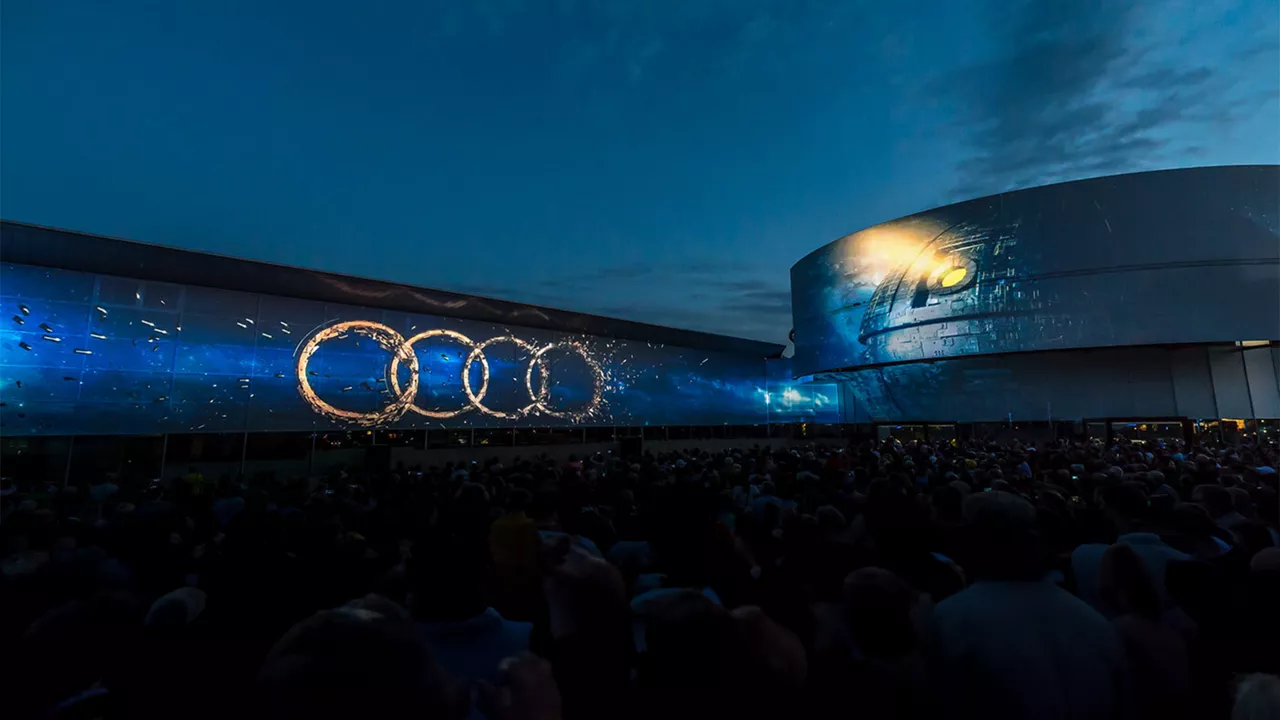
[3, 0, 1276, 343]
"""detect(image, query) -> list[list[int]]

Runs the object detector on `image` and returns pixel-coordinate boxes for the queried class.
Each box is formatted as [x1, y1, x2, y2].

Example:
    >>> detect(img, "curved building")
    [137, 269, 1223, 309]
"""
[790, 165, 1280, 422]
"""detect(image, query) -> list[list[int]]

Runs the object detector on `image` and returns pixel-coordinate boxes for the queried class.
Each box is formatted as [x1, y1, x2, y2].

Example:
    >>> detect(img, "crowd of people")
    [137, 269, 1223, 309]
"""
[2, 432, 1279, 719]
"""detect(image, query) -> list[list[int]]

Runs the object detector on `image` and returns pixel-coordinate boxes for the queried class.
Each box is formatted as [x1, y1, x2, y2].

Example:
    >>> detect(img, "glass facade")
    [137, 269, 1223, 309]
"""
[1, 261, 838, 436]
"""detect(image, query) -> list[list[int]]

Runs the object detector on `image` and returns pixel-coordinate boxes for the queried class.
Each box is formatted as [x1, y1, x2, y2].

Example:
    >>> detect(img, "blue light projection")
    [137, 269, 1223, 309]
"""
[791, 166, 1280, 376]
[763, 361, 839, 424]
[0, 262, 838, 435]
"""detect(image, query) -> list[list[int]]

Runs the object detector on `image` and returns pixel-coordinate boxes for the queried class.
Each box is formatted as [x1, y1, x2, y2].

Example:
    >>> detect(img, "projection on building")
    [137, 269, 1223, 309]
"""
[1, 263, 827, 435]
[790, 165, 1280, 377]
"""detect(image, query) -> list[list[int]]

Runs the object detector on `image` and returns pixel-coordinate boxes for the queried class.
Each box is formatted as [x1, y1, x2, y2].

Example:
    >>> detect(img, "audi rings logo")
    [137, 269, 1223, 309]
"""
[295, 321, 607, 427]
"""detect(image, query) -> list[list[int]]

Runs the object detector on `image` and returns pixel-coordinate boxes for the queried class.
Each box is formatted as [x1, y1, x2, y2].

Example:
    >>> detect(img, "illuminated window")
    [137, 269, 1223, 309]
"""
[940, 267, 968, 288]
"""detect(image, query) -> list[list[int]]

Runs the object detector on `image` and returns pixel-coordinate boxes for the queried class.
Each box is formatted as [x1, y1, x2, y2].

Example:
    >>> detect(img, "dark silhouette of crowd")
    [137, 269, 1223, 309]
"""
[3, 433, 1279, 719]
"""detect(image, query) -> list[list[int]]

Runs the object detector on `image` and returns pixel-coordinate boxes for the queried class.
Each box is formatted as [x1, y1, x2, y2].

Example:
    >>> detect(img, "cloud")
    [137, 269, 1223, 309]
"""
[449, 260, 792, 342]
[422, 0, 860, 87]
[934, 0, 1280, 200]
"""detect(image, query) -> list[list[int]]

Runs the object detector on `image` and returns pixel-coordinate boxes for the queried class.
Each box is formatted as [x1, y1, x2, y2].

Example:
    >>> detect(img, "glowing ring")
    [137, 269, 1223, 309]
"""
[296, 325, 608, 425]
[296, 321, 418, 427]
[462, 336, 540, 419]
[525, 341, 606, 420]
[388, 329, 484, 418]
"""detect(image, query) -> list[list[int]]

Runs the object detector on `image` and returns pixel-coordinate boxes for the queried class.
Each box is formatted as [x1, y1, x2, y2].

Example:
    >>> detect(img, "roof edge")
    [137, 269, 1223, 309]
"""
[0, 220, 786, 358]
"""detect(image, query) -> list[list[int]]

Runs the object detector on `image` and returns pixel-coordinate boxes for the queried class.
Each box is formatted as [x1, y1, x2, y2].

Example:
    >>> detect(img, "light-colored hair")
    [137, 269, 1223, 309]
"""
[1233, 673, 1280, 720]
[961, 491, 1042, 580]
[258, 597, 458, 720]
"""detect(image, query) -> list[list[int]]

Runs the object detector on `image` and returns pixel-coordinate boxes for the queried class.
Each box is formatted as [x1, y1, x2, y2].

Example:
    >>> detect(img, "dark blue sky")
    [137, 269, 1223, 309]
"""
[3, 0, 1277, 342]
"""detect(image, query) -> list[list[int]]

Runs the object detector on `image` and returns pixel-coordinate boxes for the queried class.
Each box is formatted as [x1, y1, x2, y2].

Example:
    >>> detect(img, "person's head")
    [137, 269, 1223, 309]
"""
[1100, 543, 1160, 619]
[14, 588, 153, 718]
[408, 533, 489, 621]
[1100, 480, 1149, 531]
[455, 481, 489, 508]
[637, 589, 739, 690]
[1227, 486, 1255, 519]
[505, 488, 532, 515]
[842, 567, 918, 657]
[1193, 484, 1234, 519]
[144, 481, 165, 503]
[815, 505, 847, 534]
[1251, 547, 1280, 577]
[1165, 502, 1223, 553]
[529, 490, 560, 528]
[931, 483, 965, 524]
[960, 491, 1044, 581]
[1233, 521, 1276, 561]
[616, 488, 636, 510]
[1232, 673, 1280, 720]
[1258, 487, 1279, 527]
[634, 589, 800, 719]
[212, 476, 237, 498]
[258, 597, 462, 720]
[144, 587, 208, 628]
[729, 605, 807, 689]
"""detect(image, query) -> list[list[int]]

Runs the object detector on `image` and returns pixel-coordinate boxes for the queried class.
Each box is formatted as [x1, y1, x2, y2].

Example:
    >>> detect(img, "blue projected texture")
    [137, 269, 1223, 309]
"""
[0, 263, 826, 436]
[764, 359, 839, 425]
[790, 166, 1280, 376]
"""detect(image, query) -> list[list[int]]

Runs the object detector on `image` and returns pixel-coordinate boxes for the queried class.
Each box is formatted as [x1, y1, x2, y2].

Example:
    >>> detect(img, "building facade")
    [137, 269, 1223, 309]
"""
[790, 165, 1280, 422]
[1, 222, 835, 438]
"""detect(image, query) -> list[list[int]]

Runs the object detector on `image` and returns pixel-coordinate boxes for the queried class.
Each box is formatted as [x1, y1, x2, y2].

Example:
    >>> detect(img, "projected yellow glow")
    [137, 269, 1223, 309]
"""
[940, 267, 968, 287]
[839, 217, 951, 284]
